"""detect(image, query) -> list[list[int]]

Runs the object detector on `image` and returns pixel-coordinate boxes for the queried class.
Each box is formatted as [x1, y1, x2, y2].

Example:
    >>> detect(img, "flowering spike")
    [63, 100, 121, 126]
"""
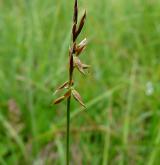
[54, 0, 89, 108]
[53, 1, 89, 164]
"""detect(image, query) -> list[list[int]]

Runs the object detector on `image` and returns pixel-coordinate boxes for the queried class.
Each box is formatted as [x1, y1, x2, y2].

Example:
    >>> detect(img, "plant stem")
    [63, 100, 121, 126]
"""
[66, 96, 71, 165]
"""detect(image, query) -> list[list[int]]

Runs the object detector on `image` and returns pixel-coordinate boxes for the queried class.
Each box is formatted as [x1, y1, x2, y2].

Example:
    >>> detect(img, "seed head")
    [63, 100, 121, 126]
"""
[54, 0, 89, 108]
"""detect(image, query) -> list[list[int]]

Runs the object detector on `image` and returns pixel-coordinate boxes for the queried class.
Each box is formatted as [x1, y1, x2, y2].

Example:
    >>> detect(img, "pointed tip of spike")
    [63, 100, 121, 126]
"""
[74, 0, 78, 24]
[84, 10, 86, 17]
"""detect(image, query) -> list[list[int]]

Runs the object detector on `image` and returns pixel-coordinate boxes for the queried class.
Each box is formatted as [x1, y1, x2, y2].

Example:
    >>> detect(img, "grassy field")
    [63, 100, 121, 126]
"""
[0, 0, 160, 164]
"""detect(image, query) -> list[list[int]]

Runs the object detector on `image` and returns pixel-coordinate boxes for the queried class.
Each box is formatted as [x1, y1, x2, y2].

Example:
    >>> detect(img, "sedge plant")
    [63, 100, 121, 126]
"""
[53, 0, 89, 164]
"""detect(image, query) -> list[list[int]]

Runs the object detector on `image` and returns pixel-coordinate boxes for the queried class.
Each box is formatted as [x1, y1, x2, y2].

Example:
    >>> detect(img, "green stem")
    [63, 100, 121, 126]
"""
[66, 96, 71, 165]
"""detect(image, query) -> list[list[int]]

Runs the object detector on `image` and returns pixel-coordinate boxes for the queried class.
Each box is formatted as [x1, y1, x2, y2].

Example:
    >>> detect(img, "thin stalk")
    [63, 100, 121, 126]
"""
[54, 1, 88, 164]
[66, 96, 71, 165]
[66, 47, 73, 165]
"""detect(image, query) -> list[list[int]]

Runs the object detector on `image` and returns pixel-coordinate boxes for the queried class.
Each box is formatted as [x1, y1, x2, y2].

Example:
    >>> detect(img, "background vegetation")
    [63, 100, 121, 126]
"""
[0, 0, 160, 164]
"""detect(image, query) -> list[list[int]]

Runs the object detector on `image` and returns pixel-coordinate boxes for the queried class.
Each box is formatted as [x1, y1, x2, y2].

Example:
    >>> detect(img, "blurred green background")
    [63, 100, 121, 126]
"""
[0, 0, 160, 164]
